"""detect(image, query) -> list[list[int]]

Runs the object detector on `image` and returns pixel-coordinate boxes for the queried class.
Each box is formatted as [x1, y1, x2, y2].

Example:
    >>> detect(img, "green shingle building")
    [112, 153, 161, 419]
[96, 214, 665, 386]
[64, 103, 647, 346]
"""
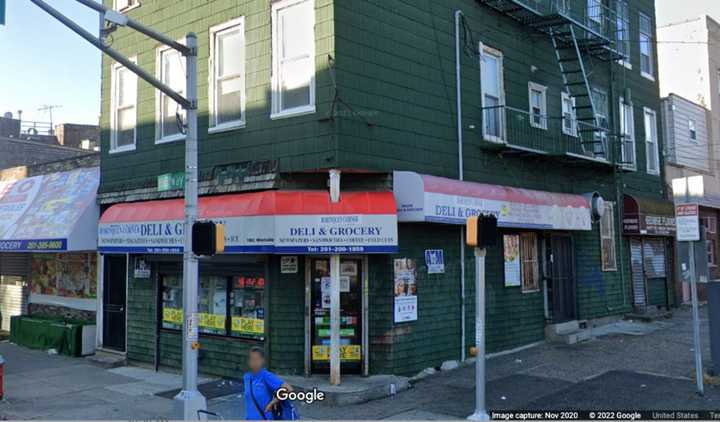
[96, 0, 673, 379]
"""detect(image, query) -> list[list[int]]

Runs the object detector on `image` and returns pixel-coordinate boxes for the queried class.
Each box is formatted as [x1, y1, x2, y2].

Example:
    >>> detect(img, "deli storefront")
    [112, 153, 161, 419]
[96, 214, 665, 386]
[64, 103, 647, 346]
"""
[0, 167, 100, 355]
[97, 190, 397, 377]
[622, 194, 676, 311]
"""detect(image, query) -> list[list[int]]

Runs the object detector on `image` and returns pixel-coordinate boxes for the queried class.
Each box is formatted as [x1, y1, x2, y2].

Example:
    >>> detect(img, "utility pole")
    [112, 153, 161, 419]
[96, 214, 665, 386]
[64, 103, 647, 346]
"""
[29, 0, 204, 418]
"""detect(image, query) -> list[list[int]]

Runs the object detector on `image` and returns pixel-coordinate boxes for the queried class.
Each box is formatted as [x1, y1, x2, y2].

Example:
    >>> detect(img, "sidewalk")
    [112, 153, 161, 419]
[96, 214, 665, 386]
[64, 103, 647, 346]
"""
[0, 306, 718, 420]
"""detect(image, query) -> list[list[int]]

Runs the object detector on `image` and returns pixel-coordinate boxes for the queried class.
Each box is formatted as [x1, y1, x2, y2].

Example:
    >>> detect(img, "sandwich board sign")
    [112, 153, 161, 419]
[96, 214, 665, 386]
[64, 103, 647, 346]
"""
[676, 204, 700, 242]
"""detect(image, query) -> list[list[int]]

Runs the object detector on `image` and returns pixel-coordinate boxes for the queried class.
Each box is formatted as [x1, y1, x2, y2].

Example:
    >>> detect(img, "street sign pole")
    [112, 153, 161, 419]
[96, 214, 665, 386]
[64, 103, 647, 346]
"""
[689, 239, 705, 395]
[175, 32, 206, 419]
[468, 247, 489, 421]
[28, 1, 205, 418]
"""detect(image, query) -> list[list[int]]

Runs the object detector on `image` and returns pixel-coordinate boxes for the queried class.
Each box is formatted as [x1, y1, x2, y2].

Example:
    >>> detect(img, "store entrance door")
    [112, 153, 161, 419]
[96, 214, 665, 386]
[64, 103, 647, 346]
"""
[549, 234, 576, 323]
[308, 257, 363, 374]
[103, 255, 127, 352]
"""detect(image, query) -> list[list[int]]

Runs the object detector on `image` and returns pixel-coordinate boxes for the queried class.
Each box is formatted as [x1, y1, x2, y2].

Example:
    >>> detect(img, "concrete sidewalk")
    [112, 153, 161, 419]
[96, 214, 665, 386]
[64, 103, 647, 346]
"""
[0, 306, 717, 420]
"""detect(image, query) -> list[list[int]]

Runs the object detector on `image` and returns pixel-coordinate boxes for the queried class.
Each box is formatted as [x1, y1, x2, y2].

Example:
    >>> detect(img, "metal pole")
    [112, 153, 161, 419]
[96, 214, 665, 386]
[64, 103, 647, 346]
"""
[174, 33, 206, 420]
[689, 240, 705, 395]
[468, 248, 489, 421]
[330, 254, 341, 385]
[455, 9, 467, 363]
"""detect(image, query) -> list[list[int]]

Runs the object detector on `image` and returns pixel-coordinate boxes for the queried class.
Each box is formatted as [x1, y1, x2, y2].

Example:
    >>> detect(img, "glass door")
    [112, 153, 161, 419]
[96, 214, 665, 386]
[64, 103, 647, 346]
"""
[309, 258, 363, 374]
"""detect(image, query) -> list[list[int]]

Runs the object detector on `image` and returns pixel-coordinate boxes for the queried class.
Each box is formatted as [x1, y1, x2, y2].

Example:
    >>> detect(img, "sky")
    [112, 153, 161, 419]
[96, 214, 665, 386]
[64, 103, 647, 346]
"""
[0, 0, 719, 127]
[0, 1, 100, 125]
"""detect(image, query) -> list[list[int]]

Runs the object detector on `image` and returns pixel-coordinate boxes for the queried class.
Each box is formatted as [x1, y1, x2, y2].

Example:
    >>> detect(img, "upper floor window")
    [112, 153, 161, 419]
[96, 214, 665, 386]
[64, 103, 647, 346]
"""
[115, 0, 139, 12]
[209, 18, 246, 132]
[689, 119, 697, 141]
[480, 44, 505, 143]
[619, 97, 635, 168]
[156, 45, 186, 143]
[616, 0, 630, 65]
[110, 61, 137, 153]
[271, 0, 316, 119]
[639, 13, 655, 80]
[587, 0, 603, 32]
[528, 82, 547, 130]
[644, 107, 660, 175]
[561, 92, 577, 137]
[591, 88, 609, 155]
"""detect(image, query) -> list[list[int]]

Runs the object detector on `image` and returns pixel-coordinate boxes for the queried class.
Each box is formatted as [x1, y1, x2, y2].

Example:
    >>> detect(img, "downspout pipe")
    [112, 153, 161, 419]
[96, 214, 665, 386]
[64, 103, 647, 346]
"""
[455, 9, 466, 363]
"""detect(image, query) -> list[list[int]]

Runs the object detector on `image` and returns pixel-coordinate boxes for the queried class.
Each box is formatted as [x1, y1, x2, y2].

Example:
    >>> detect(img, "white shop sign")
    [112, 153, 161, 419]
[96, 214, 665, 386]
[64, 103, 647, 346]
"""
[676, 204, 700, 242]
[99, 214, 398, 254]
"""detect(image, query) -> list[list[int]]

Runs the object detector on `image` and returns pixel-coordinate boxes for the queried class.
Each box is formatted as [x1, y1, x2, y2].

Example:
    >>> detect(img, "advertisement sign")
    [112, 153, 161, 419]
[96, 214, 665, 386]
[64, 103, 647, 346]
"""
[99, 213, 398, 254]
[133, 257, 151, 279]
[676, 204, 700, 241]
[503, 235, 521, 287]
[424, 249, 445, 274]
[29, 253, 97, 312]
[394, 258, 418, 323]
[0, 168, 99, 251]
[280, 256, 298, 273]
[393, 171, 591, 231]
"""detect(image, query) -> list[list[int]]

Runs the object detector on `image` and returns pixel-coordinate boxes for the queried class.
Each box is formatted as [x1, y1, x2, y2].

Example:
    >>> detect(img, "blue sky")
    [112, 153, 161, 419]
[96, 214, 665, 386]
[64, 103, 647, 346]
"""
[0, 1, 100, 125]
[0, 0, 717, 126]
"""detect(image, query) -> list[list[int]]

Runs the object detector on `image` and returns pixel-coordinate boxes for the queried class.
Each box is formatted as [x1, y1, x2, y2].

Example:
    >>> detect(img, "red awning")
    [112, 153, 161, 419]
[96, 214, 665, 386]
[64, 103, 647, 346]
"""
[99, 190, 398, 254]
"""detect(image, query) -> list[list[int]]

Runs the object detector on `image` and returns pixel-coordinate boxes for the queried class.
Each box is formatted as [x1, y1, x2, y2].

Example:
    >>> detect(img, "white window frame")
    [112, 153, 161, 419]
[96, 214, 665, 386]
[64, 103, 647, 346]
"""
[561, 92, 577, 137]
[619, 97, 636, 169]
[588, 0, 602, 26]
[480, 43, 506, 143]
[270, 0, 316, 120]
[528, 82, 548, 130]
[639, 13, 655, 81]
[109, 59, 137, 154]
[208, 17, 246, 134]
[689, 119, 697, 142]
[644, 107, 660, 175]
[114, 0, 140, 13]
[600, 201, 618, 271]
[616, 0, 631, 69]
[155, 42, 186, 144]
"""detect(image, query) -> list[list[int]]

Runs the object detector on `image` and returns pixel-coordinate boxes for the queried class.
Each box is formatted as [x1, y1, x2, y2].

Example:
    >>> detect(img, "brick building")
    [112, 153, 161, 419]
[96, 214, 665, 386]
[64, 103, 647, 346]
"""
[96, 0, 671, 379]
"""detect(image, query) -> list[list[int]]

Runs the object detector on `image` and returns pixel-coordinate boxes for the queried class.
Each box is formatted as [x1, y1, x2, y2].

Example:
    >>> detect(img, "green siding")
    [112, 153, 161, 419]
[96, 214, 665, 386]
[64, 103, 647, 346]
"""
[99, 0, 338, 195]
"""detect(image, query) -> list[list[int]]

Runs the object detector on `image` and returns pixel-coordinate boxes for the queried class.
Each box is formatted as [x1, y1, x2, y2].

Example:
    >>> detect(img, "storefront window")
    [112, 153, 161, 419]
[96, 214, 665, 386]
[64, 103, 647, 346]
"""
[600, 202, 617, 271]
[160, 271, 265, 340]
[161, 275, 183, 330]
[230, 275, 266, 340]
[199, 276, 228, 335]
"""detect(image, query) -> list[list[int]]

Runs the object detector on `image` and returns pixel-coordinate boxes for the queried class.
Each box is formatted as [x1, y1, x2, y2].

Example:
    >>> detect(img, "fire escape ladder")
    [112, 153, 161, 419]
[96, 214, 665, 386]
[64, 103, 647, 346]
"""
[550, 24, 607, 159]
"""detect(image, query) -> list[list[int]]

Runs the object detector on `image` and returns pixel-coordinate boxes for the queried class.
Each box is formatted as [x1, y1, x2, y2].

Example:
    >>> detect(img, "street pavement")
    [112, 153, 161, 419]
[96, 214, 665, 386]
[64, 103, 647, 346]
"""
[1, 306, 719, 420]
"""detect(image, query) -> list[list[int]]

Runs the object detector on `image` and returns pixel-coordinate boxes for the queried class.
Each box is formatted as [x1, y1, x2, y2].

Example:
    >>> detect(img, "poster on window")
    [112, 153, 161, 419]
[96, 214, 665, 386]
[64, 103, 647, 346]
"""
[393, 258, 418, 323]
[29, 253, 97, 311]
[503, 235, 521, 287]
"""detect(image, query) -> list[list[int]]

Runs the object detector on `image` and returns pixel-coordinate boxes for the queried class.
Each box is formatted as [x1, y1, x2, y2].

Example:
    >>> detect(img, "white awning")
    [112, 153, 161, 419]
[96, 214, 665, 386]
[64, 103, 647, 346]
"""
[0, 167, 99, 252]
[393, 171, 592, 231]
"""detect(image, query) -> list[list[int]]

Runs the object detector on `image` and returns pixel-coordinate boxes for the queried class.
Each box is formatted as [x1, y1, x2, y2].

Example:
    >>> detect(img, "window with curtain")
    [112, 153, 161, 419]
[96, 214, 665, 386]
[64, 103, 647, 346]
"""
[520, 232, 540, 293]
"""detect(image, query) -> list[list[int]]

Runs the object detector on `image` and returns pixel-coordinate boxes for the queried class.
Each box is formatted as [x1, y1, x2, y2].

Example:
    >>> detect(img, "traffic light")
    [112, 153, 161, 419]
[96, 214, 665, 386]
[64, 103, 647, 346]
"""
[465, 215, 498, 248]
[192, 221, 225, 256]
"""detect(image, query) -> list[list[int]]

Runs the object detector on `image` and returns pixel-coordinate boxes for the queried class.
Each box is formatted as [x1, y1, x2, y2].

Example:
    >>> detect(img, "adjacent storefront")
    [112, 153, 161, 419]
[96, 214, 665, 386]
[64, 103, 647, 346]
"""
[622, 194, 676, 310]
[98, 190, 397, 375]
[0, 167, 99, 354]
